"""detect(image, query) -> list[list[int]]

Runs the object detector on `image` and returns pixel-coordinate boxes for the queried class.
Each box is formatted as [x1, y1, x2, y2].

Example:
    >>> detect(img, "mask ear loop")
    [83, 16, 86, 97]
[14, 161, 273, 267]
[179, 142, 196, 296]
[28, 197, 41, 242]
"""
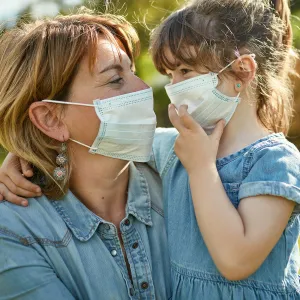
[69, 138, 98, 150]
[218, 59, 237, 74]
[218, 53, 256, 75]
[42, 100, 98, 150]
[42, 100, 95, 107]
[217, 54, 255, 102]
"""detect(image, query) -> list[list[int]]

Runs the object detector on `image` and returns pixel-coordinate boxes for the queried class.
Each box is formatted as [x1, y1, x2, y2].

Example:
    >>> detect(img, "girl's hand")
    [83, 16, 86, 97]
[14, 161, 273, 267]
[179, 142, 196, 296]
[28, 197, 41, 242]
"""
[0, 153, 41, 206]
[168, 104, 225, 174]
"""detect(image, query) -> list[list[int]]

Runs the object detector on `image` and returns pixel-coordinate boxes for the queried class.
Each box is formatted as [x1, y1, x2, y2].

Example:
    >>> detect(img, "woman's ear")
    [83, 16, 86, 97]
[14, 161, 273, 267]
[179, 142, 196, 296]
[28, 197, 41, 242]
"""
[29, 102, 70, 142]
[231, 54, 257, 89]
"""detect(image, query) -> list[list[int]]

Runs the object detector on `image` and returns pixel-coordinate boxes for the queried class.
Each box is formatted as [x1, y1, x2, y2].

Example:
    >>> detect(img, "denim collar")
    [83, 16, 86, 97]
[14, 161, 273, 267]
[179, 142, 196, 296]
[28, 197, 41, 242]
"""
[51, 162, 152, 242]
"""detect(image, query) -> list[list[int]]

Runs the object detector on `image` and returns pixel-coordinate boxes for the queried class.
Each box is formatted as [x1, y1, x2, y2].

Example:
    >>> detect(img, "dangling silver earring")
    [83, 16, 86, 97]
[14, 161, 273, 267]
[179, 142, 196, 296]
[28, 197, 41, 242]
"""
[53, 142, 68, 181]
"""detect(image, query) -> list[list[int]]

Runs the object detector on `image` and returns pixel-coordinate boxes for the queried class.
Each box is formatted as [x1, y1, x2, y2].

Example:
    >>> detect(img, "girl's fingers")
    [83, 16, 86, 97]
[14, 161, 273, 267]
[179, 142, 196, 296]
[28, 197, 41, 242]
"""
[178, 105, 199, 131]
[8, 168, 41, 194]
[20, 158, 34, 177]
[168, 104, 185, 133]
[211, 119, 226, 142]
[3, 175, 40, 198]
[0, 183, 28, 207]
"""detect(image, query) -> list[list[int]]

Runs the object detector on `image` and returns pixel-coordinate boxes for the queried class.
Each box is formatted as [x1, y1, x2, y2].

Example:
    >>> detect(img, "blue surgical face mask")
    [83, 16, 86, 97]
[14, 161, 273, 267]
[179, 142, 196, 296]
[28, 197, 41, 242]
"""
[165, 54, 255, 133]
[43, 87, 157, 162]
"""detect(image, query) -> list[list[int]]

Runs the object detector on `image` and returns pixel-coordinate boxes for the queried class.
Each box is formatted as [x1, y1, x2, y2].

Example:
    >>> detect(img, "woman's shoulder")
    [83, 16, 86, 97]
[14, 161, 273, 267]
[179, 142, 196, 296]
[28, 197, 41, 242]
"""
[0, 196, 68, 244]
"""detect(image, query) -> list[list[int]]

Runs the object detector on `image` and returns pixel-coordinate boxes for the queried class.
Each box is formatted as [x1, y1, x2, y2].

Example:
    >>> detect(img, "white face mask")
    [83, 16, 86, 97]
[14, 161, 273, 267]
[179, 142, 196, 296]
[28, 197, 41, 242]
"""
[165, 57, 254, 133]
[43, 87, 157, 162]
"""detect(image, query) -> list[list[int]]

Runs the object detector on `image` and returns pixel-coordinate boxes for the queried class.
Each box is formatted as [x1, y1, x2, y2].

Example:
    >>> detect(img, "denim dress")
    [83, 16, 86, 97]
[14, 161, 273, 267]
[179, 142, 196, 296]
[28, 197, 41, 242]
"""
[0, 163, 171, 300]
[151, 128, 300, 299]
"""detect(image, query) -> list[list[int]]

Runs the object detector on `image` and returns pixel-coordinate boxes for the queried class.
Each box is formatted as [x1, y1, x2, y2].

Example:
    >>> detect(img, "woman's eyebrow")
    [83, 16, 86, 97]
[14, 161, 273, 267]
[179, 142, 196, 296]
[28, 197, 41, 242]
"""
[99, 63, 123, 74]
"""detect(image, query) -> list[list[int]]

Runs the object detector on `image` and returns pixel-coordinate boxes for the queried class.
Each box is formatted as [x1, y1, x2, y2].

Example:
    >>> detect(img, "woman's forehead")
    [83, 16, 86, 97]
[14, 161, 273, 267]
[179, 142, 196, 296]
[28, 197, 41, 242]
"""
[79, 39, 131, 75]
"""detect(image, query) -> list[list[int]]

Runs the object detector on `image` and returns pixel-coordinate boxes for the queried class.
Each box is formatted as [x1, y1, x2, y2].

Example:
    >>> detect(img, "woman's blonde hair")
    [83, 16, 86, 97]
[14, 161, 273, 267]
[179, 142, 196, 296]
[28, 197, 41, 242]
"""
[150, 0, 296, 134]
[0, 10, 139, 198]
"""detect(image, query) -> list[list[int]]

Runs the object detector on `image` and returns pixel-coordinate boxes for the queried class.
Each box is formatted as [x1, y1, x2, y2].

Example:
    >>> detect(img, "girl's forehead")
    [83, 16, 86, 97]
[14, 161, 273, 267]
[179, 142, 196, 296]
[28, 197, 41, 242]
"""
[163, 46, 198, 63]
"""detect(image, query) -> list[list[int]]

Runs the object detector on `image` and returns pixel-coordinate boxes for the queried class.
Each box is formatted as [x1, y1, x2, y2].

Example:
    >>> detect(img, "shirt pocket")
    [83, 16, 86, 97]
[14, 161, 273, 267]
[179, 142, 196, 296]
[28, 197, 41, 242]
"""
[222, 182, 241, 208]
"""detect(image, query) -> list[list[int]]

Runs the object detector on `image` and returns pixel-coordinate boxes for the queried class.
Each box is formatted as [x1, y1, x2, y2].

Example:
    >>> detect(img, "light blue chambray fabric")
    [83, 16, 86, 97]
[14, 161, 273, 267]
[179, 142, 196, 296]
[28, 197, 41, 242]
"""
[150, 128, 300, 300]
[0, 163, 171, 300]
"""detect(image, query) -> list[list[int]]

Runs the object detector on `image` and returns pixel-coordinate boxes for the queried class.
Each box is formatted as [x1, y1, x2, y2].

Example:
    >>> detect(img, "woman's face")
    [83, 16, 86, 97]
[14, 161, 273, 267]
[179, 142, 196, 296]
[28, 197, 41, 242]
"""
[63, 38, 148, 148]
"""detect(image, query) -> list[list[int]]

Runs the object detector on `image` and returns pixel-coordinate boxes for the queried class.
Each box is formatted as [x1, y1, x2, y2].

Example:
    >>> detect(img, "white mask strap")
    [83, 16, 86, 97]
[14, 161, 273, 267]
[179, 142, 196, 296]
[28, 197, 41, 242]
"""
[218, 53, 256, 74]
[69, 138, 98, 150]
[218, 60, 236, 74]
[42, 100, 95, 107]
[43, 100, 98, 151]
[236, 92, 241, 103]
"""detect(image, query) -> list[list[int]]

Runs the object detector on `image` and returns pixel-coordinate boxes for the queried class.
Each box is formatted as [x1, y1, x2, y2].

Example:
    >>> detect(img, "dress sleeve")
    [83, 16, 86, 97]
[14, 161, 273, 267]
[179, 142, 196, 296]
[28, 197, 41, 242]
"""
[147, 127, 178, 177]
[238, 142, 300, 212]
[0, 231, 75, 300]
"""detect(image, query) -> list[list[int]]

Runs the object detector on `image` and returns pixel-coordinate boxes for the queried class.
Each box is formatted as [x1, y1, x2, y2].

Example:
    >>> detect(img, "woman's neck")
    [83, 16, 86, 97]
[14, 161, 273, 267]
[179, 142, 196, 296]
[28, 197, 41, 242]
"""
[217, 94, 271, 159]
[68, 145, 130, 226]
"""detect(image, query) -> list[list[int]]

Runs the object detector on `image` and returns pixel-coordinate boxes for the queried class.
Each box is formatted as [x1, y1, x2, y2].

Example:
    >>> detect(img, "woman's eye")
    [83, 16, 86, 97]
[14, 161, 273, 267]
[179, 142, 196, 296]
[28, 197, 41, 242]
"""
[109, 77, 124, 85]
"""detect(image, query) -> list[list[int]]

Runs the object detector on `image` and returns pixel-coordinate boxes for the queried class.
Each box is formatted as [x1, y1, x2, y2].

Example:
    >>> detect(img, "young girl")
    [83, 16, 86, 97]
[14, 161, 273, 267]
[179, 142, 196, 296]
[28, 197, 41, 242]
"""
[0, 0, 300, 299]
[148, 0, 300, 298]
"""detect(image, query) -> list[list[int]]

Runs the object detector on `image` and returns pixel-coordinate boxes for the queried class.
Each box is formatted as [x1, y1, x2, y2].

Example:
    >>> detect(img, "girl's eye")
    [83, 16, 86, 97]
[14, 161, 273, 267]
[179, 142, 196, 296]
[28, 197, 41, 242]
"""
[109, 77, 124, 85]
[181, 69, 191, 75]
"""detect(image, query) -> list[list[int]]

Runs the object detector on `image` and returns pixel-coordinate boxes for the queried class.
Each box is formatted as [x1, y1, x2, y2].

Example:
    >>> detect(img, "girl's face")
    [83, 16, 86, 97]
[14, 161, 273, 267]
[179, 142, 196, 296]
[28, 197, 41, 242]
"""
[163, 47, 238, 98]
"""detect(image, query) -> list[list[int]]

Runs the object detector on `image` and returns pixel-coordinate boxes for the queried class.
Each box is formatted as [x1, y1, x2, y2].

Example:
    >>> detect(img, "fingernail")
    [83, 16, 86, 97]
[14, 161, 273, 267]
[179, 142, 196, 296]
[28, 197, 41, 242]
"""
[21, 200, 28, 207]
[36, 188, 41, 193]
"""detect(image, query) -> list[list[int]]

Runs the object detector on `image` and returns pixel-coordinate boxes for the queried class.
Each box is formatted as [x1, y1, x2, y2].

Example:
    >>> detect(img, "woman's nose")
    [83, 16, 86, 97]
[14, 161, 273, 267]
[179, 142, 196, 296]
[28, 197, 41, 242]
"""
[133, 75, 150, 92]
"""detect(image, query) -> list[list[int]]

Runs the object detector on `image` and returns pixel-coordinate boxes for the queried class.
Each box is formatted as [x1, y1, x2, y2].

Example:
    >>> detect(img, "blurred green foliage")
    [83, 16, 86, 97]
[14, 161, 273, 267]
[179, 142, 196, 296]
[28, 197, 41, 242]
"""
[0, 0, 300, 165]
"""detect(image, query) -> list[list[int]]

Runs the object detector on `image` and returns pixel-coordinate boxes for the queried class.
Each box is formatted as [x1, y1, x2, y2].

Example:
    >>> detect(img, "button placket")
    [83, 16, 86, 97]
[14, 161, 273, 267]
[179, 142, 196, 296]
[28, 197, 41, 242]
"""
[121, 227, 155, 299]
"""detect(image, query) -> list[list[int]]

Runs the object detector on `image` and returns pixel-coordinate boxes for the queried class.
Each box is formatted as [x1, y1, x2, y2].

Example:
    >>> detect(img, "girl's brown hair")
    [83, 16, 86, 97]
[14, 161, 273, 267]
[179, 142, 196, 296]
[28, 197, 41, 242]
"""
[150, 0, 296, 134]
[0, 10, 139, 198]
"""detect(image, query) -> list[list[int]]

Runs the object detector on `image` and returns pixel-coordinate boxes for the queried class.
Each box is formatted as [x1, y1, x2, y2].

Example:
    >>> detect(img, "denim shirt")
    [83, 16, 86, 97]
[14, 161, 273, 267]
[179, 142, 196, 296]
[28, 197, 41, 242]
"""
[150, 128, 300, 300]
[0, 163, 171, 300]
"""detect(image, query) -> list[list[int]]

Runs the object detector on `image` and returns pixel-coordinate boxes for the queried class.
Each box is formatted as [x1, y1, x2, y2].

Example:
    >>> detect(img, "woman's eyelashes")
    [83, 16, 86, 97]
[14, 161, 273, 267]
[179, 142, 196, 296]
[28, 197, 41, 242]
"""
[108, 68, 136, 86]
[109, 77, 124, 85]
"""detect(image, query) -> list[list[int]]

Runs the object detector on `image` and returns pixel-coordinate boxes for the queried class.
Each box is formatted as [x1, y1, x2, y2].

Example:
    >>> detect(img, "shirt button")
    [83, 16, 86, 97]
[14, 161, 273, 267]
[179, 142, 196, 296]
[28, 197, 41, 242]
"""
[132, 242, 139, 249]
[124, 219, 130, 226]
[141, 282, 149, 290]
[129, 288, 135, 296]
[104, 224, 110, 230]
[111, 249, 117, 257]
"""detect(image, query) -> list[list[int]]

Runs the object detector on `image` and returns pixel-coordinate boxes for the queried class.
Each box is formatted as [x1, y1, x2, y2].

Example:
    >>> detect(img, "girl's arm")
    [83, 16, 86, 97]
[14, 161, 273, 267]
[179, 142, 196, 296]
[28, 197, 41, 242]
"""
[0, 153, 41, 206]
[169, 104, 296, 281]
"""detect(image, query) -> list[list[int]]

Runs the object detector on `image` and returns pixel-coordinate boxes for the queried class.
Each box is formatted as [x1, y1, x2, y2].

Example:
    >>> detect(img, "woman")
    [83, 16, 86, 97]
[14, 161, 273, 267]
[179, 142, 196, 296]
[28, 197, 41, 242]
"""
[0, 12, 171, 299]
